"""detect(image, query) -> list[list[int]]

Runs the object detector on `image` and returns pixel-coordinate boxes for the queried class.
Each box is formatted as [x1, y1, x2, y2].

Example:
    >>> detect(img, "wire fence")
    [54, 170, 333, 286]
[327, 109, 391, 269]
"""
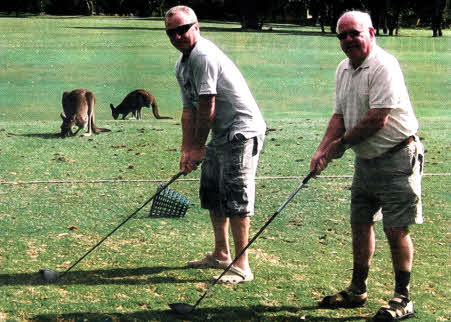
[0, 173, 448, 186]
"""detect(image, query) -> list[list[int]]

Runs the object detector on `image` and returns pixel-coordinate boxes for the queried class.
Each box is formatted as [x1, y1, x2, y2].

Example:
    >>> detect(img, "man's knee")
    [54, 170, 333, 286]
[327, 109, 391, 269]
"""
[384, 226, 410, 239]
[351, 223, 374, 235]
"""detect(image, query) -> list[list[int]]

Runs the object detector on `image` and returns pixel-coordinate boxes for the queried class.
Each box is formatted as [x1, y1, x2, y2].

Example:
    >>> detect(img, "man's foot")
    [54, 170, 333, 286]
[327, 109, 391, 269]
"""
[213, 266, 254, 284]
[373, 293, 414, 321]
[186, 252, 231, 269]
[319, 287, 367, 308]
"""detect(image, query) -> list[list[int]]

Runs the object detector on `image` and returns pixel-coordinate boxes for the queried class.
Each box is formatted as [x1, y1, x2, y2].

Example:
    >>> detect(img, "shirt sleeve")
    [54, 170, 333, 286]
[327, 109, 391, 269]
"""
[175, 60, 194, 108]
[191, 53, 218, 96]
[176, 76, 192, 107]
[333, 65, 343, 114]
[369, 58, 405, 109]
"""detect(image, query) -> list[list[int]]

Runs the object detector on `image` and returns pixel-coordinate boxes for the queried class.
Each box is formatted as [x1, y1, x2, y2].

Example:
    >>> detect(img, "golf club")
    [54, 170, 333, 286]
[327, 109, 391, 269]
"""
[169, 171, 315, 315]
[39, 170, 185, 282]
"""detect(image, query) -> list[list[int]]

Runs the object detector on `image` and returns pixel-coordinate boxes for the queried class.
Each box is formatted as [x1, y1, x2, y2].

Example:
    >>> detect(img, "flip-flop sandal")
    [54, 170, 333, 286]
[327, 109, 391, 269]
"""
[373, 294, 414, 321]
[186, 252, 231, 269]
[319, 288, 367, 308]
[214, 266, 254, 284]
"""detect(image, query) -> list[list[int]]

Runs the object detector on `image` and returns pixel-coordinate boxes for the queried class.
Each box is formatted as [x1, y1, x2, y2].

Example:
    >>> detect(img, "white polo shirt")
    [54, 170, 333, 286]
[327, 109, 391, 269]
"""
[175, 36, 266, 146]
[334, 45, 419, 159]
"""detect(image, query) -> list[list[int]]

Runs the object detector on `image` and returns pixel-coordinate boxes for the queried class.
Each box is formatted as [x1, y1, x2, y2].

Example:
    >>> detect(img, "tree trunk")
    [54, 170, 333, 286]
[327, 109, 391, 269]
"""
[239, 0, 261, 30]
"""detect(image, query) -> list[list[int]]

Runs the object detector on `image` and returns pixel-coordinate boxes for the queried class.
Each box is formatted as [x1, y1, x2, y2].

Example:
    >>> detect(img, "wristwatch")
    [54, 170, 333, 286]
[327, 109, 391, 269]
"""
[340, 136, 351, 150]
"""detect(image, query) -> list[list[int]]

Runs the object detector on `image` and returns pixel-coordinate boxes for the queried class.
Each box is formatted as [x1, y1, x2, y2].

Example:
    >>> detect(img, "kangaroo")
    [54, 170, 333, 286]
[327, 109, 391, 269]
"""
[60, 89, 111, 137]
[110, 89, 172, 120]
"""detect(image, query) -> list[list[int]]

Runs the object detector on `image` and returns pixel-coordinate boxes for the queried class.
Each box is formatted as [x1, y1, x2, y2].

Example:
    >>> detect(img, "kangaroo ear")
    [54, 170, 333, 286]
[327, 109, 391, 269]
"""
[60, 112, 67, 120]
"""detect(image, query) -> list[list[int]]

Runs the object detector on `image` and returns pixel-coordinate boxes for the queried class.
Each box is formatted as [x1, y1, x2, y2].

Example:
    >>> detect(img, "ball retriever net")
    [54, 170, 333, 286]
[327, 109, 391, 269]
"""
[149, 185, 189, 218]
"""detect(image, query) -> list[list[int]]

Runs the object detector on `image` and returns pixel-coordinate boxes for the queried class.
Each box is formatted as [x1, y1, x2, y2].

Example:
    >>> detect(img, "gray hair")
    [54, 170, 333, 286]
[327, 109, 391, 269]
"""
[337, 11, 374, 30]
[165, 5, 198, 24]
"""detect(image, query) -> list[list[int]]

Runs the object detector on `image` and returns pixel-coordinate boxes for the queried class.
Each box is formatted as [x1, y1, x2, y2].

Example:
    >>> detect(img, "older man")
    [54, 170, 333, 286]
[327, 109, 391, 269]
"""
[165, 6, 266, 284]
[309, 11, 424, 321]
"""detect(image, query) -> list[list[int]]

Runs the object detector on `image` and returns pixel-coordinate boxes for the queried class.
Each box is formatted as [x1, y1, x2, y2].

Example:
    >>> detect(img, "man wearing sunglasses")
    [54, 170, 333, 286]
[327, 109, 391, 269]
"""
[309, 11, 423, 321]
[165, 6, 266, 284]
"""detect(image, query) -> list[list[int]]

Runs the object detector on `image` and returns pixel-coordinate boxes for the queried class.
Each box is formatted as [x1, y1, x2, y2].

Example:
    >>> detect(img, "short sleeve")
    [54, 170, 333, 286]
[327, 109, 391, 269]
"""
[369, 59, 405, 109]
[333, 64, 344, 114]
[191, 53, 219, 96]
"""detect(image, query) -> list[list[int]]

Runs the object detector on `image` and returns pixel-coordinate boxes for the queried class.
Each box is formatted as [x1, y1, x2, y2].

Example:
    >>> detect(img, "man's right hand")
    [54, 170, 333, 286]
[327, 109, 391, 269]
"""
[180, 148, 205, 174]
[180, 151, 191, 174]
[309, 113, 347, 178]
[310, 151, 329, 177]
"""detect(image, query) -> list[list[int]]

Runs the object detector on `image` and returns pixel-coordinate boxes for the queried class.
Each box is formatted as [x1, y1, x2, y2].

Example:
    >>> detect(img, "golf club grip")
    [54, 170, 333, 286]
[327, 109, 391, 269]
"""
[59, 171, 185, 278]
[303, 171, 315, 184]
[193, 171, 314, 309]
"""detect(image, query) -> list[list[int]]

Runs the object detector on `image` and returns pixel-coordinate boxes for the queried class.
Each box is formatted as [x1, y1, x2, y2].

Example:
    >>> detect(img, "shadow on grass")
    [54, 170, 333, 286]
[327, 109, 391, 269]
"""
[30, 305, 368, 321]
[14, 133, 62, 139]
[0, 266, 208, 286]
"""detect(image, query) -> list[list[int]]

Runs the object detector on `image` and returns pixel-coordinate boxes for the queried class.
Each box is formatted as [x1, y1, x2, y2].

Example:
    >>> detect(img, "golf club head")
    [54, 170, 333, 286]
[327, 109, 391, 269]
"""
[39, 269, 58, 282]
[169, 302, 194, 315]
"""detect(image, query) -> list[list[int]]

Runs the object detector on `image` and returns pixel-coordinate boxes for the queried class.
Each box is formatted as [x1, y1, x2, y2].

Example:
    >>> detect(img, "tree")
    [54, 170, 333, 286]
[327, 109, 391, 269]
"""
[1, 0, 45, 16]
[431, 0, 447, 36]
[410, 0, 447, 37]
[236, 0, 264, 30]
[43, 0, 94, 15]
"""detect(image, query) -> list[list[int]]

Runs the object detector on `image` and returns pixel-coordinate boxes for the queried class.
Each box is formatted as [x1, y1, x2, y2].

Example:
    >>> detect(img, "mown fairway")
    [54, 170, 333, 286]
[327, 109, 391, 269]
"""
[0, 15, 449, 321]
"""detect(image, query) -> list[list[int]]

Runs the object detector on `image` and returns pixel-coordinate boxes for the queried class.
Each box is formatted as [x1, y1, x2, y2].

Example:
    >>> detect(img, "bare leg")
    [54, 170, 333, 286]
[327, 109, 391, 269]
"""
[385, 226, 413, 296]
[209, 209, 231, 262]
[230, 215, 251, 272]
[350, 223, 375, 292]
[385, 227, 413, 271]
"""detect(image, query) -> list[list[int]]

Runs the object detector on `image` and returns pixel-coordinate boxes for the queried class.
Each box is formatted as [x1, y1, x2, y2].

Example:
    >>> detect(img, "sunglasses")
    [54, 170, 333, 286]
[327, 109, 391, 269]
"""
[336, 29, 362, 40]
[166, 23, 195, 38]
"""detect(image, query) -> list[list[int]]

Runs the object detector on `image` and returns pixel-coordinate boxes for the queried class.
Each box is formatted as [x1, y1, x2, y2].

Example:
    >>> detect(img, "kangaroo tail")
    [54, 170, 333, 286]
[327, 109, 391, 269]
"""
[86, 91, 111, 133]
[151, 98, 173, 120]
[91, 112, 111, 133]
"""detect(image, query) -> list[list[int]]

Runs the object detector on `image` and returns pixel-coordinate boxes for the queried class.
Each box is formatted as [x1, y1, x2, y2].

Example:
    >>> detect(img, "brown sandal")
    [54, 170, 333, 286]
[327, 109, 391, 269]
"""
[373, 294, 414, 321]
[319, 288, 367, 308]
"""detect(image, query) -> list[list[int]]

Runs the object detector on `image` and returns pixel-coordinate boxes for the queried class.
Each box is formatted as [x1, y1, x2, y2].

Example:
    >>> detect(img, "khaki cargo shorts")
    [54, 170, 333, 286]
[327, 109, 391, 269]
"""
[200, 134, 264, 217]
[351, 137, 424, 228]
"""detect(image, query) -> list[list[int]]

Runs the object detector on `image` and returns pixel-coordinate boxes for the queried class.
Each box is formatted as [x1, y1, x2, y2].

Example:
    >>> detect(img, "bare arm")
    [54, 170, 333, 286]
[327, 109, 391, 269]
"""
[310, 113, 346, 176]
[315, 113, 346, 153]
[180, 107, 195, 173]
[179, 95, 215, 174]
[342, 108, 390, 146]
[310, 108, 391, 176]
[193, 94, 215, 149]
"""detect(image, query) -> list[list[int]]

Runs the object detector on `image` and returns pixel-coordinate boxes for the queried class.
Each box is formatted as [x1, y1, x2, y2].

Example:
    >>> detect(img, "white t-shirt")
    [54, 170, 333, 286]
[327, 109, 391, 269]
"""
[175, 36, 266, 146]
[334, 45, 419, 159]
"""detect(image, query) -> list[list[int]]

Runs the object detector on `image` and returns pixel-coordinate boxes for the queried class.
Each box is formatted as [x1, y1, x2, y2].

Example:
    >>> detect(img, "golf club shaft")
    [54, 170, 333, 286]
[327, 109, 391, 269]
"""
[191, 171, 315, 310]
[58, 171, 185, 279]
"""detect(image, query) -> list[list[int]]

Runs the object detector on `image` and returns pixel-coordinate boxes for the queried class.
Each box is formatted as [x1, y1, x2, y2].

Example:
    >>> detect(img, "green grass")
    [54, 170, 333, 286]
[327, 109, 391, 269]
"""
[0, 15, 450, 321]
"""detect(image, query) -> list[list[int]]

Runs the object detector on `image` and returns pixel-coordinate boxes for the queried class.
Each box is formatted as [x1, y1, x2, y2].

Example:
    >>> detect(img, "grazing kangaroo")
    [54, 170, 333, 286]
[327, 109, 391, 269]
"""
[110, 89, 172, 120]
[60, 89, 111, 137]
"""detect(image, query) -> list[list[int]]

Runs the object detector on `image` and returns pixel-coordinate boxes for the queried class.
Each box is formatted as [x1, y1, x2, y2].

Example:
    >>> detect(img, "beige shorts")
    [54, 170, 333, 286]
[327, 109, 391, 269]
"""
[199, 134, 264, 217]
[351, 138, 424, 228]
